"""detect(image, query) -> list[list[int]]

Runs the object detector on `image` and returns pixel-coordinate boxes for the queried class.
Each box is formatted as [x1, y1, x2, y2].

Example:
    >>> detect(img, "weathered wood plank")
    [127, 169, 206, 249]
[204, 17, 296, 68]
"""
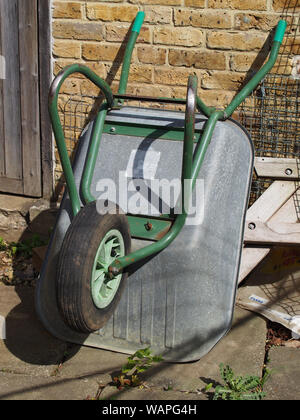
[0, 3, 5, 177]
[0, 177, 24, 194]
[254, 157, 299, 179]
[38, 0, 54, 199]
[0, 0, 22, 181]
[244, 220, 300, 245]
[19, 0, 41, 196]
[247, 181, 298, 223]
[238, 247, 270, 284]
[269, 194, 300, 224]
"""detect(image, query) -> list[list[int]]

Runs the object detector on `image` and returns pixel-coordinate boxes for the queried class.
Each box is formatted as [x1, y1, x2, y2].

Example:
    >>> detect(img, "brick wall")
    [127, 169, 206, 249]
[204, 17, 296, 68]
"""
[51, 0, 298, 191]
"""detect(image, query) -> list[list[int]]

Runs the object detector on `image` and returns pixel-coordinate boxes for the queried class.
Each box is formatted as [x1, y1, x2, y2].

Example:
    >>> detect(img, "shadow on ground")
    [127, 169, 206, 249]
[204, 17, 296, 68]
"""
[2, 209, 83, 366]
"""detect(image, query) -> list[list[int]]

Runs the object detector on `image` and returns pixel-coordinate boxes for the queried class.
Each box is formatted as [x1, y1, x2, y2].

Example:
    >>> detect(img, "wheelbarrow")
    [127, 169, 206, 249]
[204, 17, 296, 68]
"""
[36, 13, 287, 361]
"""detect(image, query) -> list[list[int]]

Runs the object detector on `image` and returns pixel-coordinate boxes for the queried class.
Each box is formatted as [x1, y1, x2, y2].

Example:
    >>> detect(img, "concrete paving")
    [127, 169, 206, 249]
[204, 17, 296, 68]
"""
[0, 283, 299, 400]
[264, 347, 300, 400]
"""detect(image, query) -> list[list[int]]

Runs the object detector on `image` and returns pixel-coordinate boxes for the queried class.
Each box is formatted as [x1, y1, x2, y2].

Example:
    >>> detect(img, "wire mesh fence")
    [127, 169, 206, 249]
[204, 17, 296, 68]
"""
[238, 5, 299, 206]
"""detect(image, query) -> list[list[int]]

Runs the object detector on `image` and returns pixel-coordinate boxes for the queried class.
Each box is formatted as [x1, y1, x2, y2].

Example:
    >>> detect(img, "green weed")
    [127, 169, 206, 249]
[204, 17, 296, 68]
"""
[0, 234, 48, 259]
[112, 347, 163, 390]
[209, 363, 270, 400]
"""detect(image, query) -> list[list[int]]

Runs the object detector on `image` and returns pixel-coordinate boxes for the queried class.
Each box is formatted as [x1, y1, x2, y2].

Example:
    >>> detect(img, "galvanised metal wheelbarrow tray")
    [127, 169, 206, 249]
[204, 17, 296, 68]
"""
[36, 13, 287, 361]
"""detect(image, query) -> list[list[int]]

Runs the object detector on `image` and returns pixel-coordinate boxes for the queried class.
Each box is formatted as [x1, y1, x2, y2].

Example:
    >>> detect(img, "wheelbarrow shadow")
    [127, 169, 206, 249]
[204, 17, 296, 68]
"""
[2, 210, 83, 367]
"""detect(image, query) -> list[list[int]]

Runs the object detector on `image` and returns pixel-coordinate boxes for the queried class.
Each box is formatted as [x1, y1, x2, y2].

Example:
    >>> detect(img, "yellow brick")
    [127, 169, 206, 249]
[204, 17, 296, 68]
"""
[169, 86, 187, 99]
[86, 4, 139, 22]
[175, 10, 232, 29]
[154, 67, 203, 86]
[53, 40, 81, 59]
[169, 49, 227, 70]
[82, 44, 121, 61]
[202, 71, 244, 90]
[230, 52, 263, 72]
[83, 62, 107, 79]
[270, 59, 293, 76]
[106, 24, 151, 43]
[137, 46, 167, 65]
[53, 2, 83, 19]
[198, 89, 235, 107]
[85, 0, 123, 2]
[184, 0, 205, 7]
[53, 21, 105, 41]
[57, 77, 81, 95]
[280, 36, 300, 55]
[207, 31, 267, 51]
[128, 65, 153, 84]
[154, 27, 204, 47]
[104, 63, 153, 84]
[135, 84, 172, 98]
[208, 0, 267, 10]
[128, 0, 181, 4]
[273, 0, 300, 12]
[234, 13, 279, 31]
[79, 79, 104, 97]
[54, 59, 106, 80]
[54, 59, 76, 75]
[143, 6, 172, 24]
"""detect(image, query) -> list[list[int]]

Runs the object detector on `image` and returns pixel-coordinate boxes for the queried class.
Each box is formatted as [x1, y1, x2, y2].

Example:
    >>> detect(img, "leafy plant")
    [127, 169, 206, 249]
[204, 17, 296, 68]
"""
[112, 347, 163, 390]
[11, 234, 48, 258]
[0, 237, 6, 252]
[210, 363, 270, 400]
[0, 234, 48, 259]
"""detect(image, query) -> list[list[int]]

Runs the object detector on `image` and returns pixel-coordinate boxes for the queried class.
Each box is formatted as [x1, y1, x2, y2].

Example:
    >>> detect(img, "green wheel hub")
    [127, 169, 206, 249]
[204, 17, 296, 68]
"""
[91, 229, 125, 309]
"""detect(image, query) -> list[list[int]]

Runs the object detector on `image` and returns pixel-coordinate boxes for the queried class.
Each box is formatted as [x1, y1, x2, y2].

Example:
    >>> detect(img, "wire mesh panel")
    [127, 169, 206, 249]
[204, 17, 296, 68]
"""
[239, 74, 300, 205]
[238, 7, 300, 206]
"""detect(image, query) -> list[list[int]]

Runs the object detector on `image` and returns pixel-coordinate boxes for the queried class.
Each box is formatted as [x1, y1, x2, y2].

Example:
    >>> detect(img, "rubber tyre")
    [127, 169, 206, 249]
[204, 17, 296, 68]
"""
[57, 201, 131, 333]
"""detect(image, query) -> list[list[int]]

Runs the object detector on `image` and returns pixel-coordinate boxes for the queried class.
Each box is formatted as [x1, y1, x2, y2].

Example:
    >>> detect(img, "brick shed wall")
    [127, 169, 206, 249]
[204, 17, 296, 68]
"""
[50, 0, 299, 190]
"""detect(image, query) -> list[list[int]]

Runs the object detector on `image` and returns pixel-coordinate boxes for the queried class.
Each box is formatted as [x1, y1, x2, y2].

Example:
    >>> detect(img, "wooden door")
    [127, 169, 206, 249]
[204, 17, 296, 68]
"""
[0, 0, 42, 197]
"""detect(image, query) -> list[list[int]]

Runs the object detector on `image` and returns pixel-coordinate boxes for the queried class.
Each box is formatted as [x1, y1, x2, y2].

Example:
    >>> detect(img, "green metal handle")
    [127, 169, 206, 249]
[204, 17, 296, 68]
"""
[49, 64, 114, 216]
[223, 20, 287, 118]
[132, 11, 145, 34]
[118, 12, 144, 95]
[196, 20, 287, 119]
[274, 19, 287, 43]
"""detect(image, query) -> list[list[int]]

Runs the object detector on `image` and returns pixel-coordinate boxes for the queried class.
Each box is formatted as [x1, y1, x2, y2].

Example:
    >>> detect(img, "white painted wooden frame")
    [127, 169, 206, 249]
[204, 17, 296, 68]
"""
[239, 158, 300, 284]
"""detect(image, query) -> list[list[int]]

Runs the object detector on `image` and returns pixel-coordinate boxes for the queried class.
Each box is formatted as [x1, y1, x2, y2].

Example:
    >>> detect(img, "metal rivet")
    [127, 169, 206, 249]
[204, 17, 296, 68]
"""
[248, 222, 256, 230]
[145, 222, 153, 231]
[285, 168, 293, 176]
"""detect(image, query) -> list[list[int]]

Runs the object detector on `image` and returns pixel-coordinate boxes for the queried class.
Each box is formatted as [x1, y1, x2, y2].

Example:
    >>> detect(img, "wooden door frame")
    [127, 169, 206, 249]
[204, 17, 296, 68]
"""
[0, 0, 53, 199]
[38, 0, 53, 200]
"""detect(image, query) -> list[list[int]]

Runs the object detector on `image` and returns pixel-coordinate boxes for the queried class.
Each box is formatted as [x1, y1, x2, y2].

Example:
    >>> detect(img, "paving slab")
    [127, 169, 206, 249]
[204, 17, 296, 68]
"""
[52, 306, 267, 399]
[3, 281, 299, 401]
[264, 346, 300, 400]
[99, 385, 206, 401]
[0, 284, 67, 376]
[0, 371, 99, 400]
[134, 306, 267, 394]
[57, 344, 129, 384]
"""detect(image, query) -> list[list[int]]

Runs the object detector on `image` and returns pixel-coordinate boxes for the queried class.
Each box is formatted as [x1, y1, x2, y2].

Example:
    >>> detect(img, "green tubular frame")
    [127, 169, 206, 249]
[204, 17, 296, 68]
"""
[48, 64, 114, 216]
[119, 11, 145, 96]
[48, 13, 286, 276]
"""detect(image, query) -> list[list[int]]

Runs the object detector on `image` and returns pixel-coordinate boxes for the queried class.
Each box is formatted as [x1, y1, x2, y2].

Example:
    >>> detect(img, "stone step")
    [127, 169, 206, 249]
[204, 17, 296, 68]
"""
[0, 194, 57, 242]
